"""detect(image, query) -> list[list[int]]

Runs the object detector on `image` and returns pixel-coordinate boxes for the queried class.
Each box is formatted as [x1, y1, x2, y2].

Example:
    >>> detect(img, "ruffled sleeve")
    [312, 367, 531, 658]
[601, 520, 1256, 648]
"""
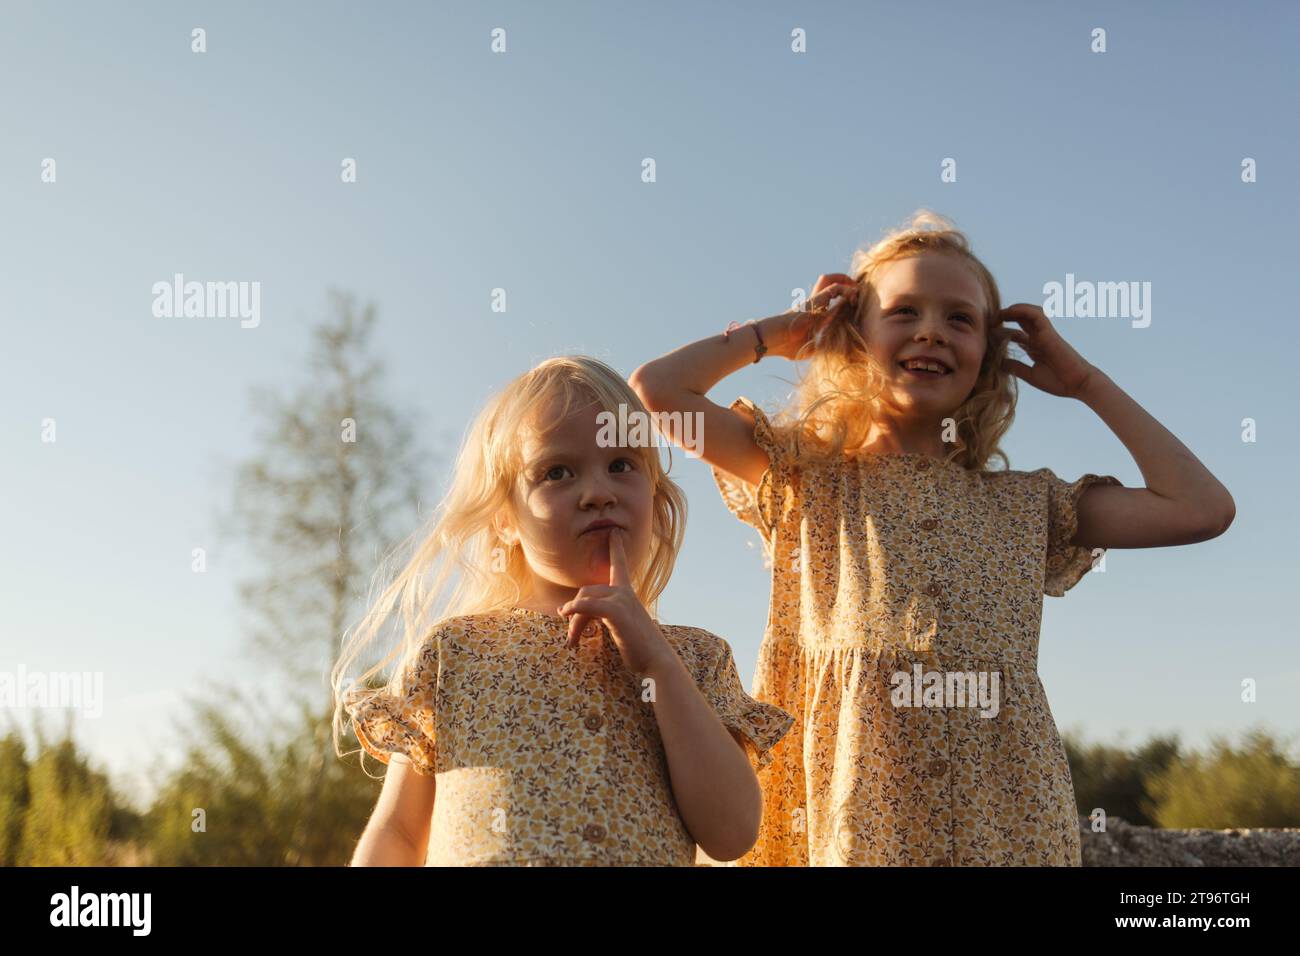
[1040, 468, 1123, 597]
[682, 628, 795, 773]
[709, 397, 800, 552]
[343, 632, 440, 776]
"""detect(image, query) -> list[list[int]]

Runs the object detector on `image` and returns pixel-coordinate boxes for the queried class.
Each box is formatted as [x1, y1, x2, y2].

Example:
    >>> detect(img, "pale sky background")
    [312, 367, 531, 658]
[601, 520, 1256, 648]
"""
[3, 1, 1297, 807]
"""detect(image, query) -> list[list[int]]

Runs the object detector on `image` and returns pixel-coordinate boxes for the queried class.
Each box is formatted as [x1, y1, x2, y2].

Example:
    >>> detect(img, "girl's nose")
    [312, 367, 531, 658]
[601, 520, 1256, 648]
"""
[579, 477, 616, 509]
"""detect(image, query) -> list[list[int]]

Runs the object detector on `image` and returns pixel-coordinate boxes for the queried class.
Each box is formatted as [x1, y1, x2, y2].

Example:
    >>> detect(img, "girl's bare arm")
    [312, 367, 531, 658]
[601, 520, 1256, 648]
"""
[1072, 367, 1236, 548]
[630, 283, 857, 487]
[641, 648, 763, 862]
[349, 756, 435, 866]
[998, 302, 1235, 549]
[629, 324, 775, 488]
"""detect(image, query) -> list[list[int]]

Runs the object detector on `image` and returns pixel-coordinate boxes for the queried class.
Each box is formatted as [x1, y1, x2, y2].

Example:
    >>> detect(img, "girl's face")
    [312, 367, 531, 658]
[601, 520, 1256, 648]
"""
[858, 252, 989, 417]
[504, 397, 655, 605]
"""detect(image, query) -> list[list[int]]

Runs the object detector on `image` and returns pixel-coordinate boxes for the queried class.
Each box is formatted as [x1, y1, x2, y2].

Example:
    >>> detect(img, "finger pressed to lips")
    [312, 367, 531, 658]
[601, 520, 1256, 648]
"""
[558, 527, 631, 648]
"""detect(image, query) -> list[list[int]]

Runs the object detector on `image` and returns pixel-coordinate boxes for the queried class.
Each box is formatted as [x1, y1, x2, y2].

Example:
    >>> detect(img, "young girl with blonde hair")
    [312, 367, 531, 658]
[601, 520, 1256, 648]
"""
[332, 356, 792, 866]
[631, 210, 1235, 866]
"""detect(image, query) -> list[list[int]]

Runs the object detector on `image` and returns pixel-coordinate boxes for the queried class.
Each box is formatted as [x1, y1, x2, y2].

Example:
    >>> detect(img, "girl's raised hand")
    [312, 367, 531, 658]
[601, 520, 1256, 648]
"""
[765, 273, 860, 359]
[997, 303, 1100, 400]
[558, 528, 675, 677]
[811, 272, 858, 303]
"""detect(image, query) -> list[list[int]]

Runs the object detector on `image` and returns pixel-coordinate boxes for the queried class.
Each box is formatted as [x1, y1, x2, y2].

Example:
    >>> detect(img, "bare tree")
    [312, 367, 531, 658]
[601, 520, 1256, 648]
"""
[217, 289, 432, 864]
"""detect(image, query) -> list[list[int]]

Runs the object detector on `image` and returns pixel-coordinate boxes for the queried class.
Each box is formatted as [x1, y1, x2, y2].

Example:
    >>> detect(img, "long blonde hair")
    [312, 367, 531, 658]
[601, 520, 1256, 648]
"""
[331, 356, 687, 771]
[775, 210, 1016, 471]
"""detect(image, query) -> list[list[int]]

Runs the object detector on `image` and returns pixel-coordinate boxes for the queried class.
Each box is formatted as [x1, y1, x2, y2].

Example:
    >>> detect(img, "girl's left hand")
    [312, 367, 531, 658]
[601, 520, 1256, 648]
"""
[997, 303, 1100, 400]
[558, 528, 676, 677]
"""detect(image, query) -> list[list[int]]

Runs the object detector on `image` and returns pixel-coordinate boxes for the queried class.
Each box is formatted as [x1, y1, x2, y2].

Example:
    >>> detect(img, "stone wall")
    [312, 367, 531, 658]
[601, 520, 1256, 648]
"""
[695, 818, 1300, 866]
[1080, 817, 1300, 866]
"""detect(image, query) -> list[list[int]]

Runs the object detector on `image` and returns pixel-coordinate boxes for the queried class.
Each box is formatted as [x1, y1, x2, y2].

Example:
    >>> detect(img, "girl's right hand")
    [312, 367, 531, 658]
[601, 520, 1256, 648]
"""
[763, 273, 859, 359]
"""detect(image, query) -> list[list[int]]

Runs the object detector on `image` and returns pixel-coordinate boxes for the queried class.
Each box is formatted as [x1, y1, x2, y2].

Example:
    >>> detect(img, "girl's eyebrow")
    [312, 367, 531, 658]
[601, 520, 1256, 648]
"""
[523, 450, 563, 469]
[524, 445, 638, 474]
[522, 441, 591, 469]
[520, 444, 559, 468]
[886, 292, 980, 312]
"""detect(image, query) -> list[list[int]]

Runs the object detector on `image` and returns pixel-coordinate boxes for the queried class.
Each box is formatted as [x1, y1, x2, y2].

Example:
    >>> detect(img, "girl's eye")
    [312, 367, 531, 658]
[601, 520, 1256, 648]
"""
[610, 457, 636, 474]
[891, 305, 973, 325]
[542, 465, 572, 481]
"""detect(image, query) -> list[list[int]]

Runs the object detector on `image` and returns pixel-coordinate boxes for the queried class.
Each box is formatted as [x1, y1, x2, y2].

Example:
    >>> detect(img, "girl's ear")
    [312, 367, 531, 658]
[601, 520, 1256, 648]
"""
[494, 514, 519, 547]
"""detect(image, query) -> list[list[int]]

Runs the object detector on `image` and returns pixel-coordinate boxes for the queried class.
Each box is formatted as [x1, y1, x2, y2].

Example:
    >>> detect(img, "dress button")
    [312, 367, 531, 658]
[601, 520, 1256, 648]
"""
[583, 710, 604, 731]
[929, 758, 949, 776]
[583, 823, 606, 842]
[924, 582, 942, 597]
[915, 459, 930, 470]
[921, 518, 938, 531]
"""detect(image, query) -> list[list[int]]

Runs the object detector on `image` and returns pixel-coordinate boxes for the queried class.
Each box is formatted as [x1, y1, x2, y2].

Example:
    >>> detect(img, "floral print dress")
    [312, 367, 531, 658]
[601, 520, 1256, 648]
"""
[345, 608, 794, 866]
[711, 397, 1123, 866]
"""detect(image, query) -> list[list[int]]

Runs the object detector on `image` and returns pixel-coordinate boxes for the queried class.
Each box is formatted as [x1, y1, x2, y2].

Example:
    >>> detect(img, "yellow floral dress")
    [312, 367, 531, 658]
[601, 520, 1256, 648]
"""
[345, 608, 794, 866]
[711, 397, 1122, 867]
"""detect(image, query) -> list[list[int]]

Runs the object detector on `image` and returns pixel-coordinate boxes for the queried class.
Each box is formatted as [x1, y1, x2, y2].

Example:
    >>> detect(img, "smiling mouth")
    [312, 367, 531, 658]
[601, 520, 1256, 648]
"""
[897, 362, 951, 378]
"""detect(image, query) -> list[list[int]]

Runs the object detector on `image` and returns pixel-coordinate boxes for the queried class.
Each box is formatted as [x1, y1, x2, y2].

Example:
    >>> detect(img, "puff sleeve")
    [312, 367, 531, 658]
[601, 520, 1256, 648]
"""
[1040, 468, 1123, 597]
[686, 629, 795, 773]
[709, 397, 801, 552]
[344, 632, 440, 776]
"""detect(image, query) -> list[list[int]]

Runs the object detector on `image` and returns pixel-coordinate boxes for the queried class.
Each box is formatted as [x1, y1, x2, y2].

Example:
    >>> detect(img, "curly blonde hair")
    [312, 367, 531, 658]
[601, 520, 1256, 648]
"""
[774, 209, 1016, 471]
[331, 356, 687, 774]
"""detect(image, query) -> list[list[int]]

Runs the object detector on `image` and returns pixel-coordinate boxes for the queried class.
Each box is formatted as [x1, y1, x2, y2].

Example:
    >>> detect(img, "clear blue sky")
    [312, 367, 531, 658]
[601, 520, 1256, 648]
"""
[3, 1, 1297, 805]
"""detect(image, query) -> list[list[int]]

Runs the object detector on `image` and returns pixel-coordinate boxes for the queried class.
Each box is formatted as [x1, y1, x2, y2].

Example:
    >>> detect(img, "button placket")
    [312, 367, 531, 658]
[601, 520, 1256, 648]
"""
[912, 458, 943, 651]
[914, 456, 954, 866]
[575, 633, 610, 858]
[924, 706, 955, 868]
[931, 773, 954, 867]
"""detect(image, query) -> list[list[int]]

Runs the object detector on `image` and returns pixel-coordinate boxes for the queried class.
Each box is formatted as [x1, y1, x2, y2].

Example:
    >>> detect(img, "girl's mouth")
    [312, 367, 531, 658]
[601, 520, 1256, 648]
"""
[898, 362, 951, 379]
